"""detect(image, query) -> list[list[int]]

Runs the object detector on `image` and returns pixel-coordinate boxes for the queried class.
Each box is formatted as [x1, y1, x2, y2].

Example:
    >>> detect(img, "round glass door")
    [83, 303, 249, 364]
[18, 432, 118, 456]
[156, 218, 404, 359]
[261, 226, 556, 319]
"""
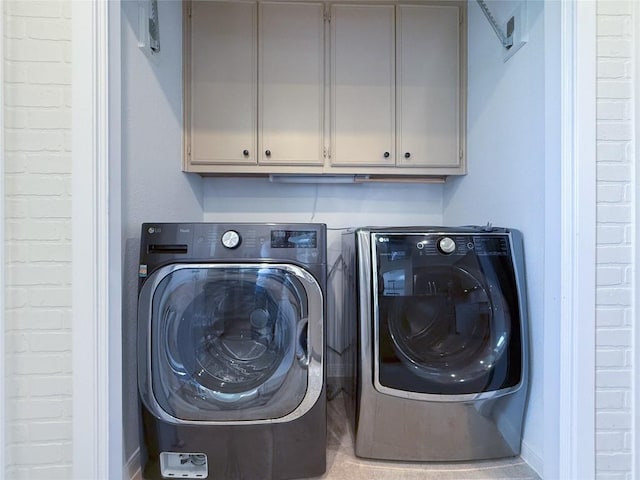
[385, 265, 511, 385]
[139, 264, 322, 422]
[372, 232, 522, 396]
[176, 278, 296, 397]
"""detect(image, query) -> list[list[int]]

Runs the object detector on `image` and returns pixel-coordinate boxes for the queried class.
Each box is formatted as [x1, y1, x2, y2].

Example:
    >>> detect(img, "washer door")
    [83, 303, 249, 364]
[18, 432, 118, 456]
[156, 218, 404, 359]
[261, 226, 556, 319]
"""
[138, 263, 323, 424]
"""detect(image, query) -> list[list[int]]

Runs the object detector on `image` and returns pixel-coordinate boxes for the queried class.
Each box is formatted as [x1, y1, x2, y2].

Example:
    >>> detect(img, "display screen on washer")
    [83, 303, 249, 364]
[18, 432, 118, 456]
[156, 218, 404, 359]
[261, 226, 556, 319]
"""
[271, 230, 317, 248]
[373, 233, 522, 395]
[149, 266, 312, 421]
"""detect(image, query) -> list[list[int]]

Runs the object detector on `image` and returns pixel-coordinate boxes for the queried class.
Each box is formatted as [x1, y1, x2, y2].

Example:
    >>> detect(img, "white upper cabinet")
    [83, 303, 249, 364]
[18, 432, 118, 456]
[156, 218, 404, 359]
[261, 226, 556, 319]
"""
[184, 0, 466, 180]
[188, 1, 257, 165]
[330, 4, 395, 167]
[259, 2, 325, 166]
[396, 4, 462, 168]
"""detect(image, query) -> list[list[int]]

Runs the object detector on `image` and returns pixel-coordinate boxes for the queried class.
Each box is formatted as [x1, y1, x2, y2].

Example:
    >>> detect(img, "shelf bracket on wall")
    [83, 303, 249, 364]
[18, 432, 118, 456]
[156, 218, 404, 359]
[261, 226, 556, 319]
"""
[476, 0, 528, 61]
[148, 0, 161, 53]
[476, 0, 513, 49]
[138, 0, 161, 60]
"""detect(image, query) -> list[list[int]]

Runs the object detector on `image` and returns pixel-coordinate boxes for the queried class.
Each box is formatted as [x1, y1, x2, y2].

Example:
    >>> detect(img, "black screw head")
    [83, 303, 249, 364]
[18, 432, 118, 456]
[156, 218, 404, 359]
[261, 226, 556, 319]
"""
[404, 152, 411, 158]
[383, 151, 390, 158]
[243, 149, 249, 156]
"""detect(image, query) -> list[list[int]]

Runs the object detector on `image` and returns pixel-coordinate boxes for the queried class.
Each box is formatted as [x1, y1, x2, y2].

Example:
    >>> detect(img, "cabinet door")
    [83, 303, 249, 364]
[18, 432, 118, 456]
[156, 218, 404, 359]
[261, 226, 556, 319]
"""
[397, 4, 461, 168]
[331, 5, 395, 166]
[189, 1, 257, 165]
[259, 2, 325, 166]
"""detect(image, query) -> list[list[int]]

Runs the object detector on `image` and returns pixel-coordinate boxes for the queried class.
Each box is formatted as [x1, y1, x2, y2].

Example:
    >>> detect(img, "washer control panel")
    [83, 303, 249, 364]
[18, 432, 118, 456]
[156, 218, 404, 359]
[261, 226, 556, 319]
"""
[140, 223, 327, 266]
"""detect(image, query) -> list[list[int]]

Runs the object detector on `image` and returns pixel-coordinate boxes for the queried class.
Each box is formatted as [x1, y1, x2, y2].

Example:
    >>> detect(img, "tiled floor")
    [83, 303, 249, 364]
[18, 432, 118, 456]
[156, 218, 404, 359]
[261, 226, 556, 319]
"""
[311, 395, 540, 480]
[133, 393, 540, 480]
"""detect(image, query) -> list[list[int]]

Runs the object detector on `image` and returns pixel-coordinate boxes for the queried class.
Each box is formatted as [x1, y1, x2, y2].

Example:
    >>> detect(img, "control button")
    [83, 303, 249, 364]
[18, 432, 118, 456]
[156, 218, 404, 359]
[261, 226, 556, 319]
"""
[417, 241, 425, 250]
[221, 230, 241, 249]
[438, 237, 456, 254]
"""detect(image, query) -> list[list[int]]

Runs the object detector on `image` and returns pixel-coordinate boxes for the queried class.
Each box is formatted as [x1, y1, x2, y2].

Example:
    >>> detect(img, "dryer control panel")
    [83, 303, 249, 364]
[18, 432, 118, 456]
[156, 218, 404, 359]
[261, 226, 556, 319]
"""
[378, 232, 512, 260]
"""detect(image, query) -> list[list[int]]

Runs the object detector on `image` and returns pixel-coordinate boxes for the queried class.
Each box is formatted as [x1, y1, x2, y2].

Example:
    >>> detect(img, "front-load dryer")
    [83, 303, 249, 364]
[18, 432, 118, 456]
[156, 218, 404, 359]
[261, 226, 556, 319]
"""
[137, 223, 326, 479]
[342, 226, 529, 461]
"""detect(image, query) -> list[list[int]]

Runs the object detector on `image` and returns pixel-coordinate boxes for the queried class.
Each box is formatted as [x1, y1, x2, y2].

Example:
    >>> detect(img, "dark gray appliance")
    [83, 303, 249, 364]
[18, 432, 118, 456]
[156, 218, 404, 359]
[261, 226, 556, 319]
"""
[138, 223, 326, 479]
[342, 226, 529, 461]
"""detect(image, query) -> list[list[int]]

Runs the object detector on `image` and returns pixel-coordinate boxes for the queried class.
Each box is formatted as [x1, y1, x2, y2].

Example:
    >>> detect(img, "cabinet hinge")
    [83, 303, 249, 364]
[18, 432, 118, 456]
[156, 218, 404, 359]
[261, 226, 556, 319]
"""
[459, 149, 464, 160]
[187, 144, 192, 157]
[323, 11, 330, 23]
[323, 147, 327, 158]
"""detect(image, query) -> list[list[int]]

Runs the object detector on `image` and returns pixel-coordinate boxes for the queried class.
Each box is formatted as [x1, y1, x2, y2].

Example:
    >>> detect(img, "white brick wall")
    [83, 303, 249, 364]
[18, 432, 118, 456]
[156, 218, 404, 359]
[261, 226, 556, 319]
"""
[3, 1, 72, 478]
[595, 1, 636, 478]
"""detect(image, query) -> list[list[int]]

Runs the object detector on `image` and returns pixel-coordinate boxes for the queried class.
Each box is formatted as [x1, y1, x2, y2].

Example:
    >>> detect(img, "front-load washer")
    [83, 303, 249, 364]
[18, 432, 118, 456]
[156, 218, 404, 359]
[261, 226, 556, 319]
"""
[137, 223, 326, 479]
[342, 226, 529, 461]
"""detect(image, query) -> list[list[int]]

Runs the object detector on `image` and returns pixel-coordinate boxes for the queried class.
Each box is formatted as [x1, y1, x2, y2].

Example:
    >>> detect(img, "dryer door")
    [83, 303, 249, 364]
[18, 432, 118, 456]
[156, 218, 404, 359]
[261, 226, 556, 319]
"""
[372, 233, 523, 398]
[138, 263, 323, 424]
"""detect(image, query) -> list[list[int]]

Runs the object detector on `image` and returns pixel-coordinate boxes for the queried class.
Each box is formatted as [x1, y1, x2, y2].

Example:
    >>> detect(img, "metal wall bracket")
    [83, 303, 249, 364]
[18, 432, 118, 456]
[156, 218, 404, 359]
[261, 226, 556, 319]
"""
[477, 0, 514, 49]
[148, 0, 161, 53]
[138, 0, 161, 61]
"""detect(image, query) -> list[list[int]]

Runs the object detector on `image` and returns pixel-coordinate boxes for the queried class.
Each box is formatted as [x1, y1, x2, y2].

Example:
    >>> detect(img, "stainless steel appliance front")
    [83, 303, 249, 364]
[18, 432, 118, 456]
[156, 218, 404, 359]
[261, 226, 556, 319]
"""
[137, 222, 327, 480]
[342, 226, 529, 461]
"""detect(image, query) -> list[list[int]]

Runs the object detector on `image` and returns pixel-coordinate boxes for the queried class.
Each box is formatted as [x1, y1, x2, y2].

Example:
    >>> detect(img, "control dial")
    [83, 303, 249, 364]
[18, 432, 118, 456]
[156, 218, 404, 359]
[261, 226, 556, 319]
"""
[221, 230, 241, 249]
[438, 237, 456, 254]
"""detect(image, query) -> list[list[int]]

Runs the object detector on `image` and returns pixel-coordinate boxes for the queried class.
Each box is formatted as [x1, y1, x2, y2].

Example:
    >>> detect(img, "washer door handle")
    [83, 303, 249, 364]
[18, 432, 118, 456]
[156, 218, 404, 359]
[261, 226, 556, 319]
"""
[296, 318, 309, 367]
